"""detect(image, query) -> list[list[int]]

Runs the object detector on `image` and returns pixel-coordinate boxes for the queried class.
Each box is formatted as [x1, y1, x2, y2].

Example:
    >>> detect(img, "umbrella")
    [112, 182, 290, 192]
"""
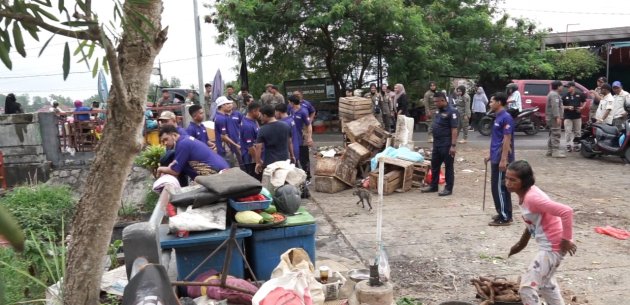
[209, 69, 224, 121]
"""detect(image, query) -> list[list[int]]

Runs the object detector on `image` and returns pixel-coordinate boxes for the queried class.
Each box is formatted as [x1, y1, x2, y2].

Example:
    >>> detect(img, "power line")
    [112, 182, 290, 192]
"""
[0, 71, 92, 80]
[504, 7, 630, 16]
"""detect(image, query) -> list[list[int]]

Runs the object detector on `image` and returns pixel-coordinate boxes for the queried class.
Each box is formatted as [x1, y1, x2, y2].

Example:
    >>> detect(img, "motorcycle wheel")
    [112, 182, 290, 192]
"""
[580, 141, 597, 159]
[479, 117, 493, 136]
[524, 125, 538, 135]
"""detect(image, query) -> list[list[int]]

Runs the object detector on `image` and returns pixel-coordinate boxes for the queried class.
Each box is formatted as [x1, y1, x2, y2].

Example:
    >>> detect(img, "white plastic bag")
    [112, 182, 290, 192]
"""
[252, 270, 313, 305]
[168, 202, 226, 232]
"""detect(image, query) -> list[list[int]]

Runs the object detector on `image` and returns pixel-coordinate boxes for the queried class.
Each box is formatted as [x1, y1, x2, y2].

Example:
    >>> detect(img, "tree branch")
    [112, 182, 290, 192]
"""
[103, 37, 125, 104]
[0, 11, 96, 41]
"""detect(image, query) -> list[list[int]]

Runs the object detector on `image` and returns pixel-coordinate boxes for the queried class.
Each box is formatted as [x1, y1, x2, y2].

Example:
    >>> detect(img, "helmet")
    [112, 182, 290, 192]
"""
[273, 184, 301, 214]
[506, 83, 518, 94]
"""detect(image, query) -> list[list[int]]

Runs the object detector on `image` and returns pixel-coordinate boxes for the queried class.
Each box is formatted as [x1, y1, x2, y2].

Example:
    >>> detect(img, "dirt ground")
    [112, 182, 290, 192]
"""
[307, 145, 630, 305]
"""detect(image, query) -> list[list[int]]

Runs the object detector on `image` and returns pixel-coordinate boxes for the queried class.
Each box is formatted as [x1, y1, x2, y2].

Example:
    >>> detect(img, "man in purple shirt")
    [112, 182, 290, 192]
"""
[158, 111, 188, 136]
[484, 92, 515, 226]
[290, 90, 316, 123]
[288, 95, 314, 181]
[240, 102, 261, 178]
[186, 105, 216, 149]
[275, 103, 300, 162]
[156, 125, 229, 180]
[214, 96, 243, 166]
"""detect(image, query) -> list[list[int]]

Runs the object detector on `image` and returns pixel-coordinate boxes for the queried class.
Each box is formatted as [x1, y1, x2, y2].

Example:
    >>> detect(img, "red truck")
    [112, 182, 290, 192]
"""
[510, 79, 593, 126]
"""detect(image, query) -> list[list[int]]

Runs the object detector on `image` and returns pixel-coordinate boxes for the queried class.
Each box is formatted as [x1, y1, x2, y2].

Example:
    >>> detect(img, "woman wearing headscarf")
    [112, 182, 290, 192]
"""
[4, 93, 23, 114]
[472, 85, 489, 131]
[394, 83, 409, 116]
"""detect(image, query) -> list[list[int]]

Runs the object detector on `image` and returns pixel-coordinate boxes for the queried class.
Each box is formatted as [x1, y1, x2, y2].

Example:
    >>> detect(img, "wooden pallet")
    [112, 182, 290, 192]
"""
[314, 157, 340, 177]
[341, 143, 371, 167]
[314, 176, 349, 194]
[412, 161, 431, 187]
[368, 157, 415, 194]
[334, 159, 358, 186]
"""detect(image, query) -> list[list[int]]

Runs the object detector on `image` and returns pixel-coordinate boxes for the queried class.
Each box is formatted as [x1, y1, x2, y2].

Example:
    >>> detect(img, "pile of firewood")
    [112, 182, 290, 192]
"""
[470, 276, 521, 304]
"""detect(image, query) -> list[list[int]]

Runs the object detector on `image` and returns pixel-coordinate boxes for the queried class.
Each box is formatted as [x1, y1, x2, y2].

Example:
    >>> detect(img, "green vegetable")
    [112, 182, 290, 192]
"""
[259, 212, 274, 223]
[235, 211, 263, 224]
[264, 205, 277, 214]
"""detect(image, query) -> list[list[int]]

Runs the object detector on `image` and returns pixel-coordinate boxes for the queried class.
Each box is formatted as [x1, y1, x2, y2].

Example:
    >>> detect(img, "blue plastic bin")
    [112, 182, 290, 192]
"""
[159, 226, 252, 280]
[245, 214, 316, 280]
[228, 195, 272, 211]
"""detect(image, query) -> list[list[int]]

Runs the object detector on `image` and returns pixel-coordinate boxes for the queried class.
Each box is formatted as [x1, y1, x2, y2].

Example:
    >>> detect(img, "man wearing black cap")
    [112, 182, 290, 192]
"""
[561, 82, 585, 152]
[546, 81, 565, 158]
[421, 91, 459, 196]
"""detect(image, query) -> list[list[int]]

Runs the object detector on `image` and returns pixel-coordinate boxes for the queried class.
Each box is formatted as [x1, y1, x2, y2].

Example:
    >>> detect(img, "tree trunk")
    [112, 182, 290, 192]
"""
[62, 2, 167, 305]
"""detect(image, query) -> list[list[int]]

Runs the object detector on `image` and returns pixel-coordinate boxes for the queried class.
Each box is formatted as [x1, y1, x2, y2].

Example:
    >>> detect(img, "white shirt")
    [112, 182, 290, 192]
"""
[596, 93, 615, 124]
[508, 91, 522, 111]
[612, 90, 629, 119]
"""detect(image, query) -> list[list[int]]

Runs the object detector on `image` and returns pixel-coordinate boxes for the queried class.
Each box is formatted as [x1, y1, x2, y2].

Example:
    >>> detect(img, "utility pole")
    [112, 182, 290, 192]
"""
[565, 23, 579, 51]
[193, 0, 205, 104]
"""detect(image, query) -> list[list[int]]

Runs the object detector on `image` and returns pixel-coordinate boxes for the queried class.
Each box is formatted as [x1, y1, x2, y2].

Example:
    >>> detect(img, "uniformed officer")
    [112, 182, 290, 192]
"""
[421, 92, 459, 196]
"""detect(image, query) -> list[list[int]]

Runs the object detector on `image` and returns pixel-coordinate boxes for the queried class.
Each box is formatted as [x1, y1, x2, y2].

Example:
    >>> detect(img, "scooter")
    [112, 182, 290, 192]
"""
[478, 107, 541, 136]
[579, 119, 630, 162]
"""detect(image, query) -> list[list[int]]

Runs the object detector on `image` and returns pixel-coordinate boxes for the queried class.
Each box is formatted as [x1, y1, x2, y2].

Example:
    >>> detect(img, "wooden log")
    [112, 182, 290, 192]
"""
[314, 176, 349, 194]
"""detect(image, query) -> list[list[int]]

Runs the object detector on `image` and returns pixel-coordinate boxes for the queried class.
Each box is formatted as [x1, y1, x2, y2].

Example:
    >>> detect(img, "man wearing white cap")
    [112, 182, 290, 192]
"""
[611, 81, 629, 130]
[214, 96, 243, 166]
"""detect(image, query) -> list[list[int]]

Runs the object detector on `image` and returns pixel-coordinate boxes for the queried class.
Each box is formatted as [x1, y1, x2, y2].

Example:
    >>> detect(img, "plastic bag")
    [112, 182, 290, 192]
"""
[252, 270, 314, 305]
[375, 244, 390, 282]
[168, 203, 227, 232]
[424, 169, 446, 185]
[595, 226, 630, 240]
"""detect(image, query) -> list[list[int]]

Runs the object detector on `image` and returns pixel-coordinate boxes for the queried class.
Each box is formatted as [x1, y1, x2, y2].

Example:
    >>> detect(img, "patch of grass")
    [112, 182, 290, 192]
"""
[118, 203, 140, 220]
[143, 187, 160, 213]
[396, 296, 423, 305]
[0, 247, 43, 305]
[0, 185, 75, 241]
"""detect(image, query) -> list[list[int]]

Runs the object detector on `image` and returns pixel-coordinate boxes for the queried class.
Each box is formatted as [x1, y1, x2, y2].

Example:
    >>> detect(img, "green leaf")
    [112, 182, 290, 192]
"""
[21, 22, 40, 41]
[62, 42, 70, 80]
[58, 0, 65, 13]
[35, 6, 60, 22]
[87, 41, 95, 58]
[73, 39, 87, 56]
[131, 9, 156, 31]
[38, 33, 56, 57]
[0, 39, 12, 70]
[11, 22, 26, 57]
[92, 57, 99, 78]
[61, 20, 98, 27]
[0, 205, 24, 251]
[102, 55, 109, 74]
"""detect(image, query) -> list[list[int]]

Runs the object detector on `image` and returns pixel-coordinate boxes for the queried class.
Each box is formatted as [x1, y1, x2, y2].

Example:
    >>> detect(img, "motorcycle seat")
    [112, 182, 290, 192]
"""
[595, 123, 620, 135]
[517, 109, 537, 118]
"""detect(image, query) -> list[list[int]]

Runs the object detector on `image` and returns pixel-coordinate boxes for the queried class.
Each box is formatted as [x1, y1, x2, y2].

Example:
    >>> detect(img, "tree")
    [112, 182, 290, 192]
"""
[212, 0, 434, 98]
[0, 1, 167, 304]
[547, 48, 602, 81]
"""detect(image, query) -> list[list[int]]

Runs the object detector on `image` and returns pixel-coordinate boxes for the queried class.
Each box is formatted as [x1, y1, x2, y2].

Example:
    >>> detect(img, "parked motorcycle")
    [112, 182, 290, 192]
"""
[579, 119, 630, 162]
[478, 107, 541, 136]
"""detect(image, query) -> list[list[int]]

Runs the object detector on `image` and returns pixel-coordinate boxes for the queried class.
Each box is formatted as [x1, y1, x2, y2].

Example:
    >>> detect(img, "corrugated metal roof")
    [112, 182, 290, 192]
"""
[544, 26, 630, 46]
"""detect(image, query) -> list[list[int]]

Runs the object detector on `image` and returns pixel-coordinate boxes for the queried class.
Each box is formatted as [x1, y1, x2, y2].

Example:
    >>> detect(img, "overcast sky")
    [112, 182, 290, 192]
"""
[1, 0, 629, 102]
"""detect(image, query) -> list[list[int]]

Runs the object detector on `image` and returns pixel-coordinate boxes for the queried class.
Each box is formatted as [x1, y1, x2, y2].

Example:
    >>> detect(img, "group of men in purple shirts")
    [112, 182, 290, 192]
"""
[155, 88, 316, 184]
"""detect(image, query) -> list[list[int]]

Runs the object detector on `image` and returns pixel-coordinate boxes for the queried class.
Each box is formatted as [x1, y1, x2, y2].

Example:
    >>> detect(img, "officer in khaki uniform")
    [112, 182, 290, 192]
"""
[546, 80, 565, 158]
[423, 81, 438, 142]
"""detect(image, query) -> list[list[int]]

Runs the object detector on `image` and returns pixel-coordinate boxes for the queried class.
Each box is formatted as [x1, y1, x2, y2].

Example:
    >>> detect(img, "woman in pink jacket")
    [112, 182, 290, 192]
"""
[505, 160, 577, 305]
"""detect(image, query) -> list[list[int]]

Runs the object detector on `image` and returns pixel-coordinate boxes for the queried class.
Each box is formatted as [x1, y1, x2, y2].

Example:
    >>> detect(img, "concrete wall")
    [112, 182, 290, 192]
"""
[0, 113, 50, 186]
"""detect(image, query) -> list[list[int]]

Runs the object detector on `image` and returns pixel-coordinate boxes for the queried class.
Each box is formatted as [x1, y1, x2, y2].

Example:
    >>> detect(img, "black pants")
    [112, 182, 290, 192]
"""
[240, 163, 262, 181]
[490, 163, 512, 221]
[160, 150, 189, 187]
[429, 145, 454, 191]
[471, 112, 485, 130]
[299, 145, 311, 180]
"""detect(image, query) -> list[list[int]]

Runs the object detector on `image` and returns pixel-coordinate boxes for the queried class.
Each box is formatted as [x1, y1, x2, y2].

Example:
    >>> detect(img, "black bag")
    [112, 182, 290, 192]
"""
[169, 185, 220, 208]
[195, 168, 262, 199]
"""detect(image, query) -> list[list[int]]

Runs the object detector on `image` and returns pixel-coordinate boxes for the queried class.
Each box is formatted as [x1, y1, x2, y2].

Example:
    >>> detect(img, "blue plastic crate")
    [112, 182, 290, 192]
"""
[159, 227, 252, 280]
[228, 195, 272, 211]
[245, 223, 316, 280]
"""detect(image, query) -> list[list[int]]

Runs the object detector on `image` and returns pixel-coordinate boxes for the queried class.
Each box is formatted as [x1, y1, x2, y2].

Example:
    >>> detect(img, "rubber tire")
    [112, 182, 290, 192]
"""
[478, 117, 493, 136]
[524, 125, 538, 135]
[580, 144, 596, 159]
